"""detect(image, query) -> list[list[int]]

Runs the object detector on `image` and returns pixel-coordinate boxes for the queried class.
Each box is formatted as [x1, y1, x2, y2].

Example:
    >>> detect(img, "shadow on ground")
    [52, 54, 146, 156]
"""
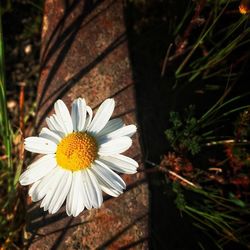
[124, 1, 219, 249]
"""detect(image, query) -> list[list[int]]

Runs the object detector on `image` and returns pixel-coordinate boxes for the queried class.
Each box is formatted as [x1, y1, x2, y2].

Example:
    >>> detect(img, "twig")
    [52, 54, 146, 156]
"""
[161, 43, 173, 76]
[141, 160, 201, 189]
[18, 82, 25, 137]
[176, 0, 207, 55]
[167, 169, 200, 188]
[208, 167, 222, 173]
[16, 82, 25, 178]
[206, 139, 248, 146]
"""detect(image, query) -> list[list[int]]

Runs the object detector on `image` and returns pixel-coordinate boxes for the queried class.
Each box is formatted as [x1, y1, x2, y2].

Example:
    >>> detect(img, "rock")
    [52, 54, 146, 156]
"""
[25, 0, 148, 249]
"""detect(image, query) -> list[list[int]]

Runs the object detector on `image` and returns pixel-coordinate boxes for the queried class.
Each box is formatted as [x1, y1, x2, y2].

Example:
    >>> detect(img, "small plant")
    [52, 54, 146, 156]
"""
[162, 98, 250, 249]
[172, 182, 248, 249]
[162, 0, 250, 90]
[0, 1, 43, 246]
[165, 106, 202, 155]
[0, 8, 22, 247]
[159, 1, 250, 248]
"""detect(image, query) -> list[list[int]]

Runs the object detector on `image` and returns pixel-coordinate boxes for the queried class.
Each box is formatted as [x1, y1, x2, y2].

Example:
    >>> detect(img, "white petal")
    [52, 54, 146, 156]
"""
[85, 169, 103, 208]
[66, 171, 85, 217]
[39, 127, 61, 144]
[54, 100, 73, 134]
[40, 167, 65, 211]
[98, 137, 132, 156]
[97, 118, 124, 137]
[46, 117, 65, 138]
[48, 170, 72, 214]
[90, 164, 122, 197]
[84, 106, 93, 130]
[81, 171, 92, 209]
[87, 99, 115, 134]
[80, 169, 102, 209]
[71, 102, 77, 132]
[98, 125, 137, 142]
[19, 154, 57, 185]
[24, 137, 57, 154]
[53, 114, 69, 135]
[28, 180, 40, 197]
[98, 182, 121, 197]
[91, 160, 126, 192]
[71, 98, 87, 132]
[30, 167, 59, 202]
[99, 154, 138, 174]
[46, 117, 56, 131]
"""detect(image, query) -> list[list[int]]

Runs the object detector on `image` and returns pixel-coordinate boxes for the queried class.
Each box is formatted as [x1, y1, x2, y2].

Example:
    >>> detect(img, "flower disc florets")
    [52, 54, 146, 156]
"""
[56, 132, 98, 171]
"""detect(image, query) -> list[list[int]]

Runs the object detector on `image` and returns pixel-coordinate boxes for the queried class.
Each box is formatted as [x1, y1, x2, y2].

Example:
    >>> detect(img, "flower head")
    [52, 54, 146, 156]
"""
[20, 98, 138, 216]
[239, 0, 250, 15]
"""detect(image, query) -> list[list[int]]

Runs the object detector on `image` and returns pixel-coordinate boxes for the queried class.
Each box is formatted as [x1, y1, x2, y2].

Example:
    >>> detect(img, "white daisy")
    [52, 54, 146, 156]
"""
[19, 98, 138, 217]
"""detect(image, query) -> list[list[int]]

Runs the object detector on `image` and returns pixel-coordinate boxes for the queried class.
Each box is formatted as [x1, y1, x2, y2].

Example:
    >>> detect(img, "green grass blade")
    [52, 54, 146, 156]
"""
[175, 1, 229, 76]
[0, 7, 12, 169]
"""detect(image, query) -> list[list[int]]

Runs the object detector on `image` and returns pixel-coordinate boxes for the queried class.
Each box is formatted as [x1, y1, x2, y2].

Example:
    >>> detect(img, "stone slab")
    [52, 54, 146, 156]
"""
[25, 0, 148, 249]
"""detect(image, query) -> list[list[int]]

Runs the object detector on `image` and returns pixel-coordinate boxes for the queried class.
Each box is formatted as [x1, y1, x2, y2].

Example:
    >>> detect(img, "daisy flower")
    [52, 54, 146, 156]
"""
[19, 98, 138, 217]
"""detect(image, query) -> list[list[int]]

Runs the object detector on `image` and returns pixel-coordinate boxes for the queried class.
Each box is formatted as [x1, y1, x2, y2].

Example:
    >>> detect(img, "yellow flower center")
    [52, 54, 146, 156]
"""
[56, 132, 98, 171]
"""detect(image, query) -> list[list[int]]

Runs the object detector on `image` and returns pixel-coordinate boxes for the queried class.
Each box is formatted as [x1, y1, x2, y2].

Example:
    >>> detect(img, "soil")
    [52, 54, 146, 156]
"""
[125, 0, 250, 249]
